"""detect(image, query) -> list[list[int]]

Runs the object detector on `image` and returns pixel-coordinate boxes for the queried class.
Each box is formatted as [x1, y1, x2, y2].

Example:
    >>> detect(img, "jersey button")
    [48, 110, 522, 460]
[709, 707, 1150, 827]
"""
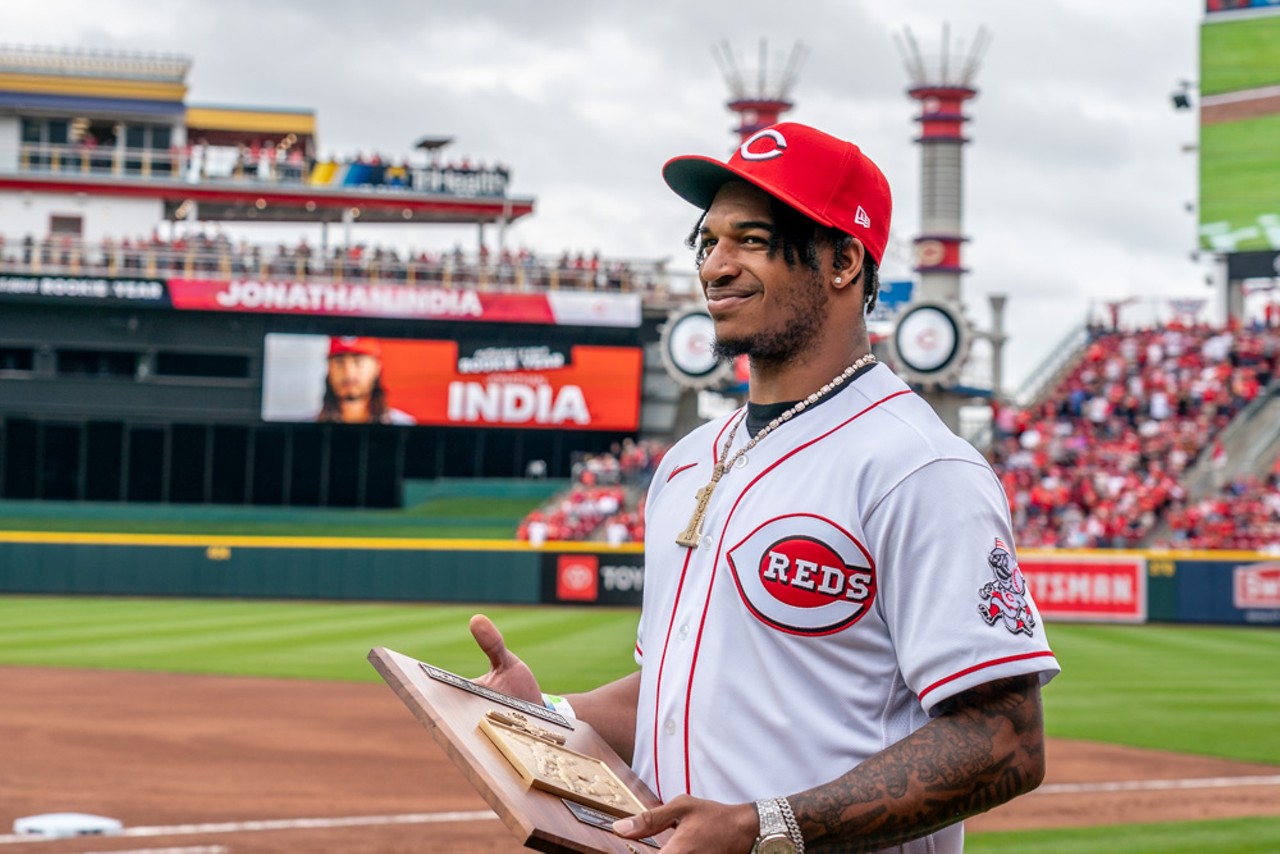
[700, 535, 712, 550]
[679, 623, 690, 640]
[734, 454, 748, 469]
[664, 719, 676, 735]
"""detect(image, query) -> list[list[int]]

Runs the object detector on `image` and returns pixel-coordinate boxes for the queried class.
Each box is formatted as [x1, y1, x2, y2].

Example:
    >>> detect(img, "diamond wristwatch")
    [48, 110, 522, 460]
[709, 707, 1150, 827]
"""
[751, 797, 804, 853]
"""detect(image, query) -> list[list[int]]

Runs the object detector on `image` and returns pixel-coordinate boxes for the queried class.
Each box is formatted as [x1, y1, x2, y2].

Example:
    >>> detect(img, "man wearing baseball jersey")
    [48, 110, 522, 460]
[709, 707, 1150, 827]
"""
[470, 121, 1059, 852]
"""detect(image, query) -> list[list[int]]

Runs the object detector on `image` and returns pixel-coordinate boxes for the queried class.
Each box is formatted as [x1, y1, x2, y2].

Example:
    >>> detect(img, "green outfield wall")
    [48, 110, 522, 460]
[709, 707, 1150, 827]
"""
[0, 533, 1276, 625]
[0, 533, 568, 604]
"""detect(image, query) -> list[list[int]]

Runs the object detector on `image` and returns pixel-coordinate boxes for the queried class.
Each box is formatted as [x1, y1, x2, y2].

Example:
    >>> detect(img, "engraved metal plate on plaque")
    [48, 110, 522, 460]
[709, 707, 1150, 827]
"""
[419, 662, 573, 729]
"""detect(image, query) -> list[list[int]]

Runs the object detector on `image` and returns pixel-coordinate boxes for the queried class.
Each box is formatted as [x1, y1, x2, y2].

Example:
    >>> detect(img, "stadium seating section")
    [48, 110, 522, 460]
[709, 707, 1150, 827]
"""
[991, 323, 1278, 551]
[0, 232, 666, 294]
[516, 439, 663, 545]
[519, 323, 1280, 551]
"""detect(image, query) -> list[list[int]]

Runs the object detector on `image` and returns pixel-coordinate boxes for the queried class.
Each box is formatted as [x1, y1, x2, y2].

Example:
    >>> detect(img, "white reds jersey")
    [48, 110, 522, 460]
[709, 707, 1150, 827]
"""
[632, 363, 1059, 854]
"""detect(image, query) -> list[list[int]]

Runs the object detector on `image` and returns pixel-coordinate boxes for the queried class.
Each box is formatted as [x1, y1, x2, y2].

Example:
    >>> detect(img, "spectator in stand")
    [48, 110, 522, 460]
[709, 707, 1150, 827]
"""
[522, 512, 549, 547]
[605, 514, 630, 547]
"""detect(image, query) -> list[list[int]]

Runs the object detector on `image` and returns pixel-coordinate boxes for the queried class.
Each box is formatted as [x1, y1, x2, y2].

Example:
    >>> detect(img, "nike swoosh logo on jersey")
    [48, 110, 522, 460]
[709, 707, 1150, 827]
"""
[666, 461, 699, 483]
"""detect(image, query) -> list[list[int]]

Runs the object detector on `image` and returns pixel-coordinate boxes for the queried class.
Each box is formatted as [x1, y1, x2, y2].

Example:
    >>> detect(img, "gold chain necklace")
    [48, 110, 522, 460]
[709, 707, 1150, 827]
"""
[674, 353, 876, 548]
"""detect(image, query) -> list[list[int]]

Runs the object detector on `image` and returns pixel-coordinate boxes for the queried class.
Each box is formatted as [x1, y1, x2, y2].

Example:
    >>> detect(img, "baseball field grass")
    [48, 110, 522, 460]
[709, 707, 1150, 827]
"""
[968, 816, 1280, 853]
[0, 596, 1277, 764]
[1, 594, 1278, 851]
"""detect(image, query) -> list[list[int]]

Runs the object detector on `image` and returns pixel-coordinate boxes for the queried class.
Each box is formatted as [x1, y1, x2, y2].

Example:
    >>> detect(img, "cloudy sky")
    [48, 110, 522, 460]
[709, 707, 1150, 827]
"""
[2, 0, 1211, 390]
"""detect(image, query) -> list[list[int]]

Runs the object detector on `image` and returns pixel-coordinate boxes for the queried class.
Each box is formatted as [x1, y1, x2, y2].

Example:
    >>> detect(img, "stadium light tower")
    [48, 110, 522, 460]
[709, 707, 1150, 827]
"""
[895, 23, 990, 305]
[888, 24, 1005, 437]
[713, 39, 808, 143]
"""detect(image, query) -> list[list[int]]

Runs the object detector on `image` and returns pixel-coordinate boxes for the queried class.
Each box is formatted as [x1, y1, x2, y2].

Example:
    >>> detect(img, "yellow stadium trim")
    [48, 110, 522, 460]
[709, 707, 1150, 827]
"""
[0, 72, 186, 102]
[185, 106, 317, 135]
[0, 530, 645, 553]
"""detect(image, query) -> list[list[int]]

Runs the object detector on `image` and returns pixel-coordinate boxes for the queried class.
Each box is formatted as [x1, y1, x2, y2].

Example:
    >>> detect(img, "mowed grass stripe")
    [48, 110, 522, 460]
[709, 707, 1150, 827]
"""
[0, 596, 638, 690]
[0, 602, 416, 659]
[969, 815, 1280, 853]
[2, 597, 1277, 762]
[1045, 623, 1280, 764]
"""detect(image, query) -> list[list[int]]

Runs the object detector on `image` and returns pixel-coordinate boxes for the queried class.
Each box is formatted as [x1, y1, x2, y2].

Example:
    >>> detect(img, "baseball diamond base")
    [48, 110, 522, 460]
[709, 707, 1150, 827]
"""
[0, 667, 1277, 853]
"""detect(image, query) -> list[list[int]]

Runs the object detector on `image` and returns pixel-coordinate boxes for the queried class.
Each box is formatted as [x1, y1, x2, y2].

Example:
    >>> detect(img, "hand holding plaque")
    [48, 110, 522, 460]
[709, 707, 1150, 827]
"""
[369, 647, 669, 852]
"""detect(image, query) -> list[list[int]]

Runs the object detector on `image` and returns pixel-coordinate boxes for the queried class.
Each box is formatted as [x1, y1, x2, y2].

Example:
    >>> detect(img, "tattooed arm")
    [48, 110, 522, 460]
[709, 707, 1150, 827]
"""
[794, 674, 1046, 852]
[612, 674, 1045, 853]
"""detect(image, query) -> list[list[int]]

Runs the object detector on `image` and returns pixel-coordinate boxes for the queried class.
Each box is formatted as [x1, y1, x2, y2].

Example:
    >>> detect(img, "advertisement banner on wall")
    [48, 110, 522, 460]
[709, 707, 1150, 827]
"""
[1170, 559, 1280, 625]
[1018, 553, 1147, 623]
[1235, 562, 1280, 609]
[262, 333, 643, 431]
[168, 278, 642, 327]
[539, 551, 645, 606]
[0, 273, 169, 305]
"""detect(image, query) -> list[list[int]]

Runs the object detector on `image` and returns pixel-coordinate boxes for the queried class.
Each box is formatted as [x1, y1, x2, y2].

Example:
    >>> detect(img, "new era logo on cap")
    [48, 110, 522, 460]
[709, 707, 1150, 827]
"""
[662, 122, 892, 264]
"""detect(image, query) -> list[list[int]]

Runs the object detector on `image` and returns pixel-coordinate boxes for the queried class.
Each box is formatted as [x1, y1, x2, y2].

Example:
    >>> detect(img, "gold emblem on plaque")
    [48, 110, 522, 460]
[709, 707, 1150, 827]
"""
[479, 710, 646, 817]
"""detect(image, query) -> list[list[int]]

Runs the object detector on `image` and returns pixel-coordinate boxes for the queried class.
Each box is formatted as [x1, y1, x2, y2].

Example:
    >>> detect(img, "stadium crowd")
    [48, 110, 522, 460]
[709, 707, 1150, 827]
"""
[515, 322, 1280, 553]
[990, 321, 1279, 549]
[0, 231, 668, 294]
[516, 439, 665, 546]
[1157, 461, 1280, 552]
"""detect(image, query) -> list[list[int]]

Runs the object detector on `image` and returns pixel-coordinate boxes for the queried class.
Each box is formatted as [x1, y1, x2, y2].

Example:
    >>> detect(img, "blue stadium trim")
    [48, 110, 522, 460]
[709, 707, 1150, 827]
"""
[0, 91, 185, 116]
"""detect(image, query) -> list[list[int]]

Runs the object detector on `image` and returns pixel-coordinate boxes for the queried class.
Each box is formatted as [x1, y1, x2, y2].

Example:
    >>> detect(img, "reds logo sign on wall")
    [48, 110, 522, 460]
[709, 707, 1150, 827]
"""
[557, 555, 599, 602]
[727, 515, 876, 635]
[1234, 563, 1280, 609]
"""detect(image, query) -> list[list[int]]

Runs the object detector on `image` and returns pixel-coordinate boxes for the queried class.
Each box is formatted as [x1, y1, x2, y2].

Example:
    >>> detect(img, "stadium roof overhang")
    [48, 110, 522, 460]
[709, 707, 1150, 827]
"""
[185, 104, 318, 153]
[0, 68, 188, 120]
[0, 173, 534, 224]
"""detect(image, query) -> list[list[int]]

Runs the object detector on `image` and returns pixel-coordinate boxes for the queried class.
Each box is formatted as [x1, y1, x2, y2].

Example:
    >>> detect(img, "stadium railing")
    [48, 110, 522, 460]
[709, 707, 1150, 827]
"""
[0, 233, 696, 297]
[1, 141, 513, 198]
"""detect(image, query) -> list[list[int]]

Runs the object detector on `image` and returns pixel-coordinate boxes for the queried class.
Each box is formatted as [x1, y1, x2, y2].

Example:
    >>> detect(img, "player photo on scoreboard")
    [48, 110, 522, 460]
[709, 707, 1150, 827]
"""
[261, 332, 642, 430]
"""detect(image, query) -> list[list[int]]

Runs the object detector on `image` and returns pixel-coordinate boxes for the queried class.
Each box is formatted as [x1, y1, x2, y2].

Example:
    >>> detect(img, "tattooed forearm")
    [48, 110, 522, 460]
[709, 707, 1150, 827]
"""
[791, 675, 1045, 853]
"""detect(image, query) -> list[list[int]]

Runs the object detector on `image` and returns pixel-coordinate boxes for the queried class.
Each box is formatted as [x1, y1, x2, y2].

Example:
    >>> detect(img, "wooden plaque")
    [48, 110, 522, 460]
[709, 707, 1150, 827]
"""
[368, 647, 670, 852]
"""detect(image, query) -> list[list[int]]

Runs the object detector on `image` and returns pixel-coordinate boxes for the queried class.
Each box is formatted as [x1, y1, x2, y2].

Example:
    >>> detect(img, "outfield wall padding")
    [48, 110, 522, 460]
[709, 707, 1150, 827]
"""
[1, 535, 1277, 625]
[0, 538, 546, 604]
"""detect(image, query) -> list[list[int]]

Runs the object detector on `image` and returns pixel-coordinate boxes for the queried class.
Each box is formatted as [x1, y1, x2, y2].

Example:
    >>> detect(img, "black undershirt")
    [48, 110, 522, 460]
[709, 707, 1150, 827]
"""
[744, 361, 877, 436]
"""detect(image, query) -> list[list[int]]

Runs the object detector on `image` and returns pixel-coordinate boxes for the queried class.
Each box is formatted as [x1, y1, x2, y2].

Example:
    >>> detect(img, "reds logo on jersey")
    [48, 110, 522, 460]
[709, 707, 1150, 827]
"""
[977, 537, 1035, 636]
[727, 514, 876, 635]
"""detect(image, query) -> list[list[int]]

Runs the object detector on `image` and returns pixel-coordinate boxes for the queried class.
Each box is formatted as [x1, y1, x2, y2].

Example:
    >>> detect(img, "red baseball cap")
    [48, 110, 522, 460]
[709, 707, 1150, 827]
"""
[662, 122, 892, 265]
[328, 336, 381, 358]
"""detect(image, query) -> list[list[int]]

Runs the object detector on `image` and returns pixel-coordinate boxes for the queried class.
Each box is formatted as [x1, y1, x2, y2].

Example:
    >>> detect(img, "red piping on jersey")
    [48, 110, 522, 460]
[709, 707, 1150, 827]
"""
[680, 387, 911, 794]
[650, 535, 697, 802]
[917, 651, 1058, 705]
[651, 408, 741, 799]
